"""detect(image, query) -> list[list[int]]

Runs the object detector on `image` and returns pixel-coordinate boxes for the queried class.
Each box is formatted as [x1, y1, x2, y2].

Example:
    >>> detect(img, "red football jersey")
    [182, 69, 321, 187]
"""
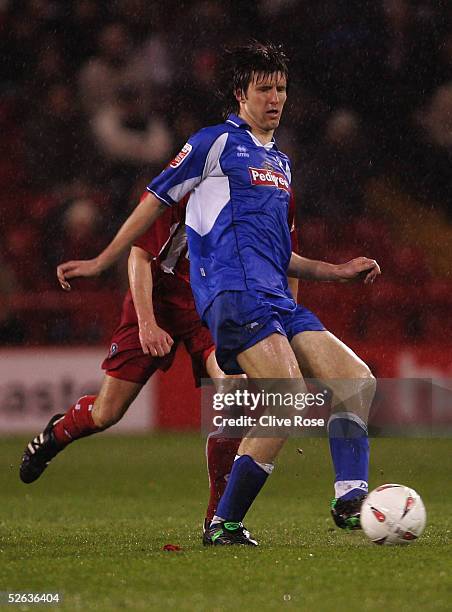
[133, 194, 190, 285]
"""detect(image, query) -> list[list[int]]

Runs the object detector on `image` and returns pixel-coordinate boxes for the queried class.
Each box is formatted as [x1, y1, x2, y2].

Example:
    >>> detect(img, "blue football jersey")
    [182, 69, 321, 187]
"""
[147, 114, 293, 318]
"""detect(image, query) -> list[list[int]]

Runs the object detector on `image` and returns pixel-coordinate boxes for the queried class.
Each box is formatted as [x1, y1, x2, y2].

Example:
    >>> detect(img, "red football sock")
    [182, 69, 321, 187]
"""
[205, 435, 241, 521]
[53, 395, 100, 448]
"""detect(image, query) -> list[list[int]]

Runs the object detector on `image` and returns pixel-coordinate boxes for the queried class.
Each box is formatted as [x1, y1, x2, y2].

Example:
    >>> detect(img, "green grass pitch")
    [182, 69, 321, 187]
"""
[1, 434, 451, 611]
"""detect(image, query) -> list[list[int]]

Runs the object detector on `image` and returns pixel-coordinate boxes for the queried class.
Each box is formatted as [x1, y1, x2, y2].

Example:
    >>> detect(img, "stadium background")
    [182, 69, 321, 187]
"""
[1, 0, 451, 430]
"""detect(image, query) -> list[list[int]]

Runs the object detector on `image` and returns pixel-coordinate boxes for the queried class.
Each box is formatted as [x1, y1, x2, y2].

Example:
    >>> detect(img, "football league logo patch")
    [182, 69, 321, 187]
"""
[170, 143, 192, 168]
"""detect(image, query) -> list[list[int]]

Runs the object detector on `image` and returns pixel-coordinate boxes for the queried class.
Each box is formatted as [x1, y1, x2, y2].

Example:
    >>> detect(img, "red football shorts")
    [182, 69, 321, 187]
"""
[102, 294, 215, 387]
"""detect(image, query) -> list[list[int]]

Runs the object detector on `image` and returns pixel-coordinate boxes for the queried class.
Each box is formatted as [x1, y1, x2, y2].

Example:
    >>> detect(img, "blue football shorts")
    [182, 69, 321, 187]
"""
[203, 289, 325, 374]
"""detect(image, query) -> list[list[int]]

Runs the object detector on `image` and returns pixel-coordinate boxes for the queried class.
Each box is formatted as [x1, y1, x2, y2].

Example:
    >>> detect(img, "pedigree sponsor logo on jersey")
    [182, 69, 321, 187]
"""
[249, 166, 290, 192]
[169, 143, 192, 168]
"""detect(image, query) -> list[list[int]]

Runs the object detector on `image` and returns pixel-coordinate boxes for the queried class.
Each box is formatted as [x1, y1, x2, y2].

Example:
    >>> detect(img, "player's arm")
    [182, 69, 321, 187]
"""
[287, 252, 381, 284]
[57, 192, 167, 290]
[57, 130, 217, 290]
[57, 128, 219, 291]
[128, 245, 174, 357]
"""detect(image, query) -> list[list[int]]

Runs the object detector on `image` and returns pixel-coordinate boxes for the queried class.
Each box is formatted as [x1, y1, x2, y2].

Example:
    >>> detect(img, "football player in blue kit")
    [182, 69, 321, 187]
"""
[57, 42, 381, 546]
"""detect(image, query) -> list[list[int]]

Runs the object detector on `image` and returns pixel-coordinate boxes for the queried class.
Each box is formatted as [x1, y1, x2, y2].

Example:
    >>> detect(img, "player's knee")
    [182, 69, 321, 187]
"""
[353, 365, 377, 405]
[359, 365, 376, 388]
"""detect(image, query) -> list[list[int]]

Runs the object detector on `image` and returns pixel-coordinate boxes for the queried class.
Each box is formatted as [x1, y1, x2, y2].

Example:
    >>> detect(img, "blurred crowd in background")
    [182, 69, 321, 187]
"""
[0, 0, 451, 347]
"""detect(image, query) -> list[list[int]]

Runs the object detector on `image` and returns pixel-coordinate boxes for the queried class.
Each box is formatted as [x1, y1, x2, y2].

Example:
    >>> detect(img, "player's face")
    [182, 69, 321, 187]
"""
[237, 72, 287, 136]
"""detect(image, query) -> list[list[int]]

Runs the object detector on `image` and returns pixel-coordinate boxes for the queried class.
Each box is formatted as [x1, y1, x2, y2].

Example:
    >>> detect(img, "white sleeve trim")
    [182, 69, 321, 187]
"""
[146, 188, 172, 207]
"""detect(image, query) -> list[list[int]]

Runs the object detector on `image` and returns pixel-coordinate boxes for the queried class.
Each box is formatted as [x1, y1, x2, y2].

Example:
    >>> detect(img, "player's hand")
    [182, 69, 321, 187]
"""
[57, 258, 103, 291]
[138, 320, 174, 357]
[335, 257, 381, 284]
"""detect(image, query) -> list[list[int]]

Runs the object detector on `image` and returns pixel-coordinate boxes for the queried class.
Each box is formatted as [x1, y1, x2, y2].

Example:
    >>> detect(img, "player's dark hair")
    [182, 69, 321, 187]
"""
[217, 41, 289, 117]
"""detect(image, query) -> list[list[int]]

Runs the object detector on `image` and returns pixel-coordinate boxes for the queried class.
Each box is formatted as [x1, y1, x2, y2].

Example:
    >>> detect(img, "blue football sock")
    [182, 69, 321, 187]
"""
[328, 412, 369, 500]
[214, 455, 270, 523]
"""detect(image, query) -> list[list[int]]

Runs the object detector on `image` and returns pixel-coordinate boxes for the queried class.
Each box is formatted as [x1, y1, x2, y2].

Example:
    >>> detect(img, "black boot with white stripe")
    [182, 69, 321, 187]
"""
[19, 414, 65, 484]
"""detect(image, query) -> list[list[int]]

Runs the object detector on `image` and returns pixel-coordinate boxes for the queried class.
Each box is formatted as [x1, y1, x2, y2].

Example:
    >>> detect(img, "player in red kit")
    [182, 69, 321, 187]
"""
[19, 194, 242, 535]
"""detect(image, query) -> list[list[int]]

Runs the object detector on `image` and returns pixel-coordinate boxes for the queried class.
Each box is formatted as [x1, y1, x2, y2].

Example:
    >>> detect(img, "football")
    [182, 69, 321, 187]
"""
[361, 484, 426, 545]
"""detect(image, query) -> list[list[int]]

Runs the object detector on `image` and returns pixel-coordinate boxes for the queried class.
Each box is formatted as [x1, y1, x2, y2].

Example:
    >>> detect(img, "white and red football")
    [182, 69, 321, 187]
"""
[361, 484, 426, 545]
